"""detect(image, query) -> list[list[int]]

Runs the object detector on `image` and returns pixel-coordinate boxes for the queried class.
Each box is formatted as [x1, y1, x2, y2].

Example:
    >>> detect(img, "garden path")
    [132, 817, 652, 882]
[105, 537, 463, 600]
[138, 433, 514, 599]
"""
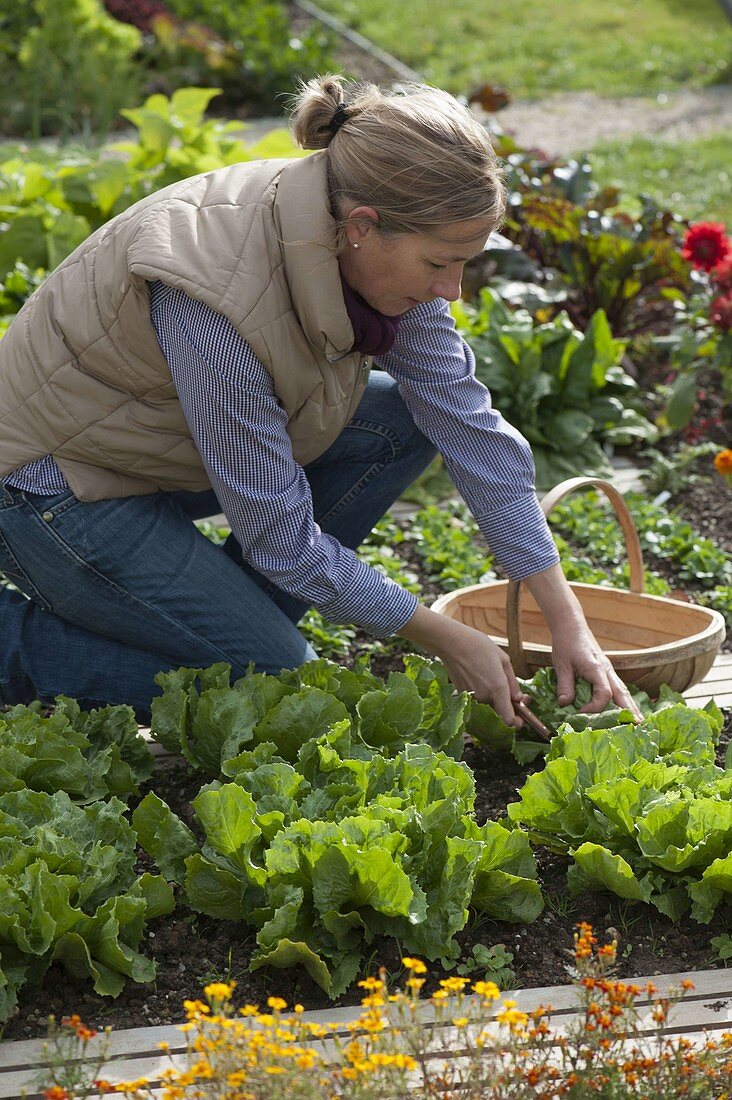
[241, 82, 732, 157]
[284, 0, 732, 156]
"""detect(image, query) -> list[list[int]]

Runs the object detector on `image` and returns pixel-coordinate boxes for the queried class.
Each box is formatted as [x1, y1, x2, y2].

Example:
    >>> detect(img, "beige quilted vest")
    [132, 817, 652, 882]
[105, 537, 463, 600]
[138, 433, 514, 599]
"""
[0, 152, 371, 500]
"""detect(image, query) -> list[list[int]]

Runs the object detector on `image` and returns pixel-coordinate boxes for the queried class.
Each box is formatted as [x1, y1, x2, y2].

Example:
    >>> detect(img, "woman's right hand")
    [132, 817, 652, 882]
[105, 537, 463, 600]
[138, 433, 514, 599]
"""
[396, 604, 526, 726]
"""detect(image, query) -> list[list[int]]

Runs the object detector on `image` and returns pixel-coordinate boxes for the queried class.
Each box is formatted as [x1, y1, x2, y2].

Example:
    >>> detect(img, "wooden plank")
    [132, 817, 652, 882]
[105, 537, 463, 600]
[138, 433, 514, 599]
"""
[684, 652, 732, 707]
[2, 969, 730, 1097]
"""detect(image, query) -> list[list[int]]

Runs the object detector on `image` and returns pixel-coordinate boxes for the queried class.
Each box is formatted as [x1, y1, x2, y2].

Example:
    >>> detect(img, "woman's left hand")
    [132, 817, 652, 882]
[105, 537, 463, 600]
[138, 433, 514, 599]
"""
[551, 620, 643, 719]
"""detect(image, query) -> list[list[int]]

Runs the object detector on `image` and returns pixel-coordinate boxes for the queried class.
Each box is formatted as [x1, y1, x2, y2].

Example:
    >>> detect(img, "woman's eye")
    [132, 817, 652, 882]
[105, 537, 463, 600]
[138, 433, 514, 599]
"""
[430, 262, 447, 270]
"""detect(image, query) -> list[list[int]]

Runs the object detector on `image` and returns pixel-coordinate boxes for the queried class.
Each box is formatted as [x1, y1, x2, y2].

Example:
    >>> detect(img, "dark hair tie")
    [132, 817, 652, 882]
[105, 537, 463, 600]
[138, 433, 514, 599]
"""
[318, 102, 350, 136]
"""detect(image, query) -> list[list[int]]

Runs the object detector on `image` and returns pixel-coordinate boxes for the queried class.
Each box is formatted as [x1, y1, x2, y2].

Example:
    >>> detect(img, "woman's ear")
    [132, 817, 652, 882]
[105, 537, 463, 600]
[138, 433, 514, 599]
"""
[344, 205, 380, 248]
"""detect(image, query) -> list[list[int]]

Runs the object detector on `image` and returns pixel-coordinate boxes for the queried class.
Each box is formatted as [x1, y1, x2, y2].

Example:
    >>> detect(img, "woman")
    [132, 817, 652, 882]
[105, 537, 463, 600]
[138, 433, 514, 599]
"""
[0, 75, 639, 725]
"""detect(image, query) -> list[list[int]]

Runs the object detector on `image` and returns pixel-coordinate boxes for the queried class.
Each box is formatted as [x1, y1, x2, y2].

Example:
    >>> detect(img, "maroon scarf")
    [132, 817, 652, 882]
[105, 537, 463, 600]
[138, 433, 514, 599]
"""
[340, 273, 401, 356]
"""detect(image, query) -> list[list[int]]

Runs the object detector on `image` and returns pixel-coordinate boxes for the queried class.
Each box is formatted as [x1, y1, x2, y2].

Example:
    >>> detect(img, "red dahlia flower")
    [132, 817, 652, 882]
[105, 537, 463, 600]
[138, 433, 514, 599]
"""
[712, 255, 732, 293]
[681, 222, 730, 272]
[710, 293, 732, 331]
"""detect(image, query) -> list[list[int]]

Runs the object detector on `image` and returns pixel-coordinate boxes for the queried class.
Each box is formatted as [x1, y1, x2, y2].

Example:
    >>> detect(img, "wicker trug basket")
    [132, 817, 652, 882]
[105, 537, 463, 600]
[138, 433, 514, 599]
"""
[431, 477, 726, 696]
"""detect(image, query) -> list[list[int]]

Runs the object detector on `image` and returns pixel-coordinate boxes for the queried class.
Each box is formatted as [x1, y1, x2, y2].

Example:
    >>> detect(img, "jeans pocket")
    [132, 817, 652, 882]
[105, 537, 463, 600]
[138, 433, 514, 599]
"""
[29, 488, 81, 521]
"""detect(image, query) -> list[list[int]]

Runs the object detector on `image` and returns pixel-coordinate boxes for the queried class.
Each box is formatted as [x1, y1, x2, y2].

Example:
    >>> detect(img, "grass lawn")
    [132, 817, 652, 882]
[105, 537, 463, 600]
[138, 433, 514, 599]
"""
[587, 131, 732, 225]
[320, 0, 731, 98]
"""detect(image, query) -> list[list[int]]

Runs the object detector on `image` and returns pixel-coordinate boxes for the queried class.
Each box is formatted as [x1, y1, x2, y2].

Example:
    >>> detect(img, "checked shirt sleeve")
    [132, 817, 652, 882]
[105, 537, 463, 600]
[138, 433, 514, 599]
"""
[148, 281, 418, 638]
[377, 299, 559, 580]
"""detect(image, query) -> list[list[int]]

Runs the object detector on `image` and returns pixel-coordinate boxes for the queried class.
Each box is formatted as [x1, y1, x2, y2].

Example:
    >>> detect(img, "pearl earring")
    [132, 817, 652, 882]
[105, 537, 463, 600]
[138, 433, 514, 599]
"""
[352, 242, 360, 249]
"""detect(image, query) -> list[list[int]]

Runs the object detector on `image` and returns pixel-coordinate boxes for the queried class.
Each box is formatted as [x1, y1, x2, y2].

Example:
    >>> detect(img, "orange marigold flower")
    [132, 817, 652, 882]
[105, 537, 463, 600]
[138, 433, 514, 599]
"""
[44, 1090, 70, 1100]
[682, 222, 731, 271]
[681, 979, 695, 991]
[714, 448, 732, 476]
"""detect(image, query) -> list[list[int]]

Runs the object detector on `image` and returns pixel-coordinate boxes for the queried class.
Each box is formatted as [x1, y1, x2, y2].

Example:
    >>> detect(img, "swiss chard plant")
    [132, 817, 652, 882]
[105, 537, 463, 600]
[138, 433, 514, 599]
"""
[454, 288, 657, 490]
[505, 193, 690, 336]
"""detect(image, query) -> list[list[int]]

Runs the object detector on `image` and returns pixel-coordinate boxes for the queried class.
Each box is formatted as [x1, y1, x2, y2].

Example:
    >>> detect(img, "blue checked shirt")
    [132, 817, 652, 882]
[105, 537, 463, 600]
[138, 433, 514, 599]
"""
[5, 280, 558, 637]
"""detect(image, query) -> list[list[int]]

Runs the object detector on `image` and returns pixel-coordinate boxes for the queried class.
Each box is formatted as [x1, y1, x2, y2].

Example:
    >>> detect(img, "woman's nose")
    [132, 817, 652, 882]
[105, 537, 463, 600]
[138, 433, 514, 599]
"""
[431, 269, 463, 301]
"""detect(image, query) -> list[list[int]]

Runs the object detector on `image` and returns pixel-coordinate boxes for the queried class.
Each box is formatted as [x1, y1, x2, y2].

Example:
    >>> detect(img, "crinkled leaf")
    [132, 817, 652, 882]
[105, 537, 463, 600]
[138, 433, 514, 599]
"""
[192, 784, 265, 884]
[568, 843, 651, 902]
[132, 792, 197, 883]
[184, 853, 252, 920]
[250, 938, 335, 995]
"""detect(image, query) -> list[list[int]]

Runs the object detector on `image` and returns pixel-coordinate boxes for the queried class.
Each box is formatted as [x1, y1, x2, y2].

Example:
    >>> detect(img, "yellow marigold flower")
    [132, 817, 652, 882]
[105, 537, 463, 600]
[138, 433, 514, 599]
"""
[227, 1070, 248, 1085]
[266, 996, 288, 1011]
[452, 1016, 469, 1028]
[240, 1003, 260, 1016]
[358, 976, 384, 991]
[294, 1003, 304, 1013]
[204, 980, 236, 1002]
[439, 976, 469, 992]
[496, 1005, 529, 1032]
[402, 956, 427, 974]
[472, 980, 500, 1000]
[431, 989, 449, 1001]
[405, 977, 425, 991]
[264, 1066, 285, 1074]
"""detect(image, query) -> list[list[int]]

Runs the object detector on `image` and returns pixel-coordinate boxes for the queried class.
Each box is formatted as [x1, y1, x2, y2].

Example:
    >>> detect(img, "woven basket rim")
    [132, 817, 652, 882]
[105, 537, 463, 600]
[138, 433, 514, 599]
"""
[431, 579, 726, 658]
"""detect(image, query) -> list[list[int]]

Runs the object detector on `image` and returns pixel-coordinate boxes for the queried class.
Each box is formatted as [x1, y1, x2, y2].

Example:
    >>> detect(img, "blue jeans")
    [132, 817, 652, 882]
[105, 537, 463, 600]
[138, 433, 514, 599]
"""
[0, 373, 436, 722]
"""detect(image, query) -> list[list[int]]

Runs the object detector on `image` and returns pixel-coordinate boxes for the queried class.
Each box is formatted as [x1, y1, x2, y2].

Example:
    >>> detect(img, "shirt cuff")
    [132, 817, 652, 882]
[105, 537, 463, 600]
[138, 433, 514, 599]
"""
[316, 558, 420, 638]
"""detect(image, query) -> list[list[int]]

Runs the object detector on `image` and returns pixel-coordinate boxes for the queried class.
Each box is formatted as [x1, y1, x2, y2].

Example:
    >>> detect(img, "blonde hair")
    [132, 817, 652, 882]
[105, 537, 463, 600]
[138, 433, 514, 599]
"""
[288, 74, 505, 243]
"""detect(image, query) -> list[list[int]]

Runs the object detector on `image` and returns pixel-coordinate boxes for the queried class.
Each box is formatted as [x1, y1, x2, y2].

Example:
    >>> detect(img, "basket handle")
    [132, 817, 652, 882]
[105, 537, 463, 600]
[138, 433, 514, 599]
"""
[506, 476, 645, 676]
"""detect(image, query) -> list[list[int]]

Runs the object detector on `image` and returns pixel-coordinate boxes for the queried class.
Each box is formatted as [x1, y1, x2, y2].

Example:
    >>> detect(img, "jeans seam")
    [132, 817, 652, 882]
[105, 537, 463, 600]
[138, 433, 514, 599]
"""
[0, 529, 53, 611]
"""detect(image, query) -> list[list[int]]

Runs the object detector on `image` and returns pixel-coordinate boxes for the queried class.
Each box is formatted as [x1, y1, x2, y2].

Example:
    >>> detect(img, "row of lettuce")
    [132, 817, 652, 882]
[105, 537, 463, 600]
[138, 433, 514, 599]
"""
[1, 86, 729, 490]
[0, 652, 728, 1021]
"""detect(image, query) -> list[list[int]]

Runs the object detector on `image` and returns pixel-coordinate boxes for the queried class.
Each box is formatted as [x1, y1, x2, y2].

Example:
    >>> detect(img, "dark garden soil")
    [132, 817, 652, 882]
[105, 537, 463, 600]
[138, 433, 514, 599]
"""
[3, 461, 730, 1041]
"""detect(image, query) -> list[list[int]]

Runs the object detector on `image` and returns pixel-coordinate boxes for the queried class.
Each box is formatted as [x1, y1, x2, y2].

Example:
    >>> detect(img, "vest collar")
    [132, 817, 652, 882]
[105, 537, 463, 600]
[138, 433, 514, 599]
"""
[273, 152, 356, 362]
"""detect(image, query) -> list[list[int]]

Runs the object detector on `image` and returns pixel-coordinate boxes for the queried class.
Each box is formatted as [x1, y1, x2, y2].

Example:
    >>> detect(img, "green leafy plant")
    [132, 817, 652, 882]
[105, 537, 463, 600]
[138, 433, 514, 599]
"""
[453, 942, 516, 989]
[507, 193, 690, 336]
[507, 696, 732, 924]
[403, 502, 496, 590]
[0, 87, 301, 284]
[0, 788, 172, 1020]
[549, 488, 732, 590]
[0, 0, 143, 140]
[0, 695, 154, 802]
[709, 932, 732, 967]
[134, 657, 543, 997]
[454, 288, 657, 490]
[638, 441, 720, 496]
[165, 0, 334, 113]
